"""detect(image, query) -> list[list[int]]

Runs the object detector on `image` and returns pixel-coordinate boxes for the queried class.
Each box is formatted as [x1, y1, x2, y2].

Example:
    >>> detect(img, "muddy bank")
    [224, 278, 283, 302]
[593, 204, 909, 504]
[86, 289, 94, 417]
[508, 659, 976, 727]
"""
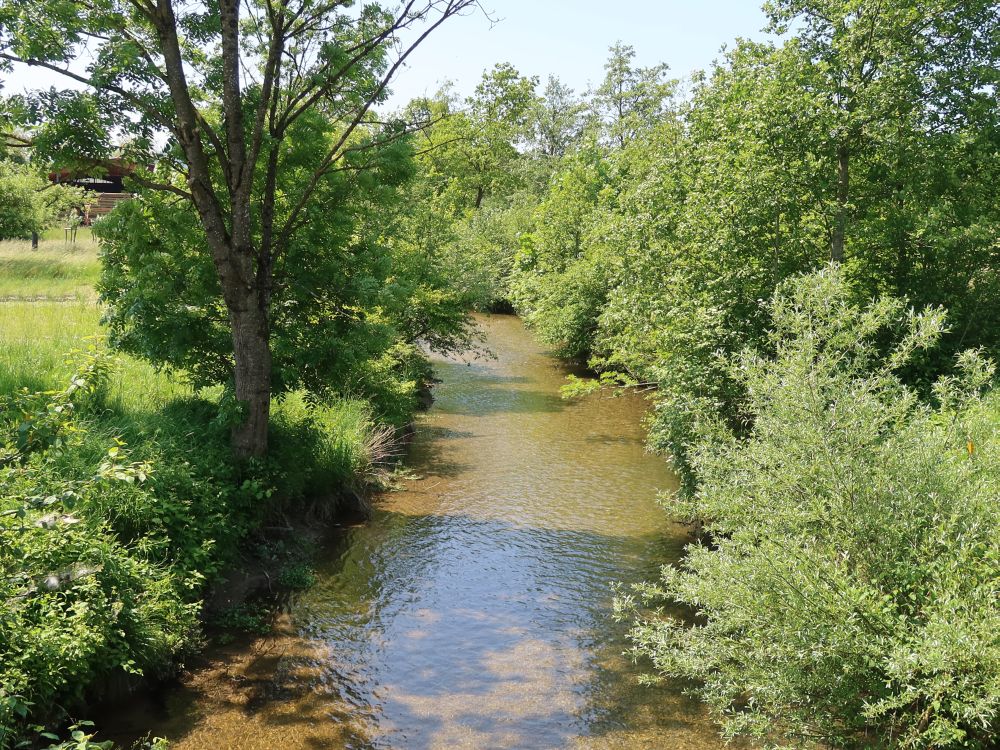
[82, 485, 369, 713]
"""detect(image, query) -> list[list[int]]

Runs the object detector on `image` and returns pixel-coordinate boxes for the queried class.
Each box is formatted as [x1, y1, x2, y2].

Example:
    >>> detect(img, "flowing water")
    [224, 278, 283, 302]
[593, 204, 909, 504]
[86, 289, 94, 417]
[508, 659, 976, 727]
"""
[105, 315, 725, 749]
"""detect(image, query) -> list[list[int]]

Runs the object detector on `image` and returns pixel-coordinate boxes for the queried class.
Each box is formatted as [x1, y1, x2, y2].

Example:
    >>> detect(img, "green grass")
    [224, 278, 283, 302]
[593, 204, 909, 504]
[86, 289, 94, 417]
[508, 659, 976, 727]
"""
[0, 302, 103, 391]
[0, 233, 190, 410]
[39, 226, 94, 243]
[0, 231, 383, 747]
[0, 300, 190, 412]
[0, 236, 101, 300]
[273, 391, 377, 487]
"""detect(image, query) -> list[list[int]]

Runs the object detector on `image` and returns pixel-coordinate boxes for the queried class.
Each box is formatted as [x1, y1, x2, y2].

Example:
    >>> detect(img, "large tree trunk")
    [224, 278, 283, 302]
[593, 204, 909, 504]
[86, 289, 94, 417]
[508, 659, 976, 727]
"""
[229, 291, 272, 458]
[831, 143, 849, 263]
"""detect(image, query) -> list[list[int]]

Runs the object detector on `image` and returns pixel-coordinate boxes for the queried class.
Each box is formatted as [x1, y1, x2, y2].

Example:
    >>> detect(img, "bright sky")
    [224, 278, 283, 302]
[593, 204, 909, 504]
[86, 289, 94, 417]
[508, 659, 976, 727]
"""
[382, 0, 774, 108]
[1, 1, 774, 109]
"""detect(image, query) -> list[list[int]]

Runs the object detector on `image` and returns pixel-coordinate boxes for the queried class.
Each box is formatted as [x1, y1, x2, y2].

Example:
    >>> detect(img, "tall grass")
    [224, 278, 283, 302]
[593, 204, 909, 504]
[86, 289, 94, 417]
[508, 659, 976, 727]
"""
[0, 222, 384, 746]
[0, 234, 192, 412]
[39, 226, 95, 243]
[0, 237, 101, 300]
[0, 300, 190, 412]
[1, 302, 101, 390]
[272, 392, 377, 490]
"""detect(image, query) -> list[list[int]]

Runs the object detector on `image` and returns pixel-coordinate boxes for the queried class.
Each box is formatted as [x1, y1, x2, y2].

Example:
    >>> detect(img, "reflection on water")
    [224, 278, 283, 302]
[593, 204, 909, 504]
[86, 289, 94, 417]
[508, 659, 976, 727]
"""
[103, 315, 724, 749]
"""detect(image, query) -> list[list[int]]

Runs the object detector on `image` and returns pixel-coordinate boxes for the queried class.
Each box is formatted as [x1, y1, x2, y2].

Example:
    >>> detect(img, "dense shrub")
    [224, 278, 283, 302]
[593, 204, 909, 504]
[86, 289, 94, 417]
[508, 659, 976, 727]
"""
[0, 349, 382, 747]
[618, 269, 1000, 749]
[0, 352, 196, 747]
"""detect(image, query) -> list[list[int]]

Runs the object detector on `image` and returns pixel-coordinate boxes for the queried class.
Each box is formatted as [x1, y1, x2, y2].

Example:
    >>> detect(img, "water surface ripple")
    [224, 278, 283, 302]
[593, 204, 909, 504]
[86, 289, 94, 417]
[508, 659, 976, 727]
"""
[107, 314, 724, 749]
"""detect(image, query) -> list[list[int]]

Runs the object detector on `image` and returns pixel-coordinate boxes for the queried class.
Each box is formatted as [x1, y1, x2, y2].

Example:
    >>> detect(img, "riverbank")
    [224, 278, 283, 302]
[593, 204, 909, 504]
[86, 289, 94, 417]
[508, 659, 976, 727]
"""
[0, 238, 420, 748]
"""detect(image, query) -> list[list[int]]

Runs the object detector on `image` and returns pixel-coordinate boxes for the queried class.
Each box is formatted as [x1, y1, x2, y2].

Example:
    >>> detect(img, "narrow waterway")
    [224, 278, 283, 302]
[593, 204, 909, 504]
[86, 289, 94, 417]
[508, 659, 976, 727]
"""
[107, 315, 724, 749]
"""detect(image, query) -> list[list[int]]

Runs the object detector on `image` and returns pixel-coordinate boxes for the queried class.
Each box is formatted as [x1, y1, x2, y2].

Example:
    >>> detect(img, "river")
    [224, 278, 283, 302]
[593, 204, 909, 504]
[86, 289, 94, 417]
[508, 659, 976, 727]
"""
[104, 314, 724, 749]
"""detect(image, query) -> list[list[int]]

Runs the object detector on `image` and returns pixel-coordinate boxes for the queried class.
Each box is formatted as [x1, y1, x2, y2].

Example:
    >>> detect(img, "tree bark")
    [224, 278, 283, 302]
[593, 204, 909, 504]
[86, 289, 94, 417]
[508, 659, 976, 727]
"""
[831, 143, 849, 263]
[8, 0, 476, 461]
[229, 289, 272, 458]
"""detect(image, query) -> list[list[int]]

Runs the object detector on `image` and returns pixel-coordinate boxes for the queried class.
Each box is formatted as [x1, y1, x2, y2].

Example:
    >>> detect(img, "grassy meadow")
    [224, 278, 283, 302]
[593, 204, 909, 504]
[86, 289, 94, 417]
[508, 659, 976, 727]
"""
[0, 232, 101, 301]
[0, 234, 378, 747]
[0, 234, 188, 408]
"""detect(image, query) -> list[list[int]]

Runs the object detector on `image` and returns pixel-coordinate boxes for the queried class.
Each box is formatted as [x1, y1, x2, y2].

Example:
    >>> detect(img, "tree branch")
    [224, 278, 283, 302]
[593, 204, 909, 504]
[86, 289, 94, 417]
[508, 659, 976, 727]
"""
[274, 0, 476, 254]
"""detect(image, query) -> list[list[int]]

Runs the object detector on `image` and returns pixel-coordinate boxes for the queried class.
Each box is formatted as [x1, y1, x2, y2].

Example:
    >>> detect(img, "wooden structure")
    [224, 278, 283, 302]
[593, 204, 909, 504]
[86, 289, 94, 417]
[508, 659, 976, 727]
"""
[48, 158, 136, 224]
[88, 191, 132, 220]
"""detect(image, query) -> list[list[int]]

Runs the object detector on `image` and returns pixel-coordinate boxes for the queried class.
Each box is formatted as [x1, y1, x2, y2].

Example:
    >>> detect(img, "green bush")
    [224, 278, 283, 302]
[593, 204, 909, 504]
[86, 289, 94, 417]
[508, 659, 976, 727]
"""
[0, 352, 198, 747]
[0, 161, 90, 240]
[618, 268, 1000, 749]
[0, 347, 383, 747]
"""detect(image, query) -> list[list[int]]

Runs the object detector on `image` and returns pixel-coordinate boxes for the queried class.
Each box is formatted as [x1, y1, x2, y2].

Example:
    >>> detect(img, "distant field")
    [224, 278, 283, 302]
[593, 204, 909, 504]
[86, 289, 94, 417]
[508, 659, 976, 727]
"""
[0, 235, 101, 300]
[39, 225, 95, 243]
[0, 233, 191, 410]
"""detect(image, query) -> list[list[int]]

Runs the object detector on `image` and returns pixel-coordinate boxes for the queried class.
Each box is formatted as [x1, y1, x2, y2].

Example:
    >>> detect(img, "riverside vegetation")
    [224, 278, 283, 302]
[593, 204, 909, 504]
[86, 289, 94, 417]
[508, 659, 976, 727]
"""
[386, 1, 1000, 748]
[1, 0, 481, 745]
[0, 234, 431, 749]
[1, 0, 999, 748]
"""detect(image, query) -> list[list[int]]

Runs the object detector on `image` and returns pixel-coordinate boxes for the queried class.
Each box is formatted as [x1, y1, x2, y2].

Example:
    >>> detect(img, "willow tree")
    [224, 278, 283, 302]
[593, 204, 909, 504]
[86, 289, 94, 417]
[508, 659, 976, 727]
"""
[0, 0, 476, 456]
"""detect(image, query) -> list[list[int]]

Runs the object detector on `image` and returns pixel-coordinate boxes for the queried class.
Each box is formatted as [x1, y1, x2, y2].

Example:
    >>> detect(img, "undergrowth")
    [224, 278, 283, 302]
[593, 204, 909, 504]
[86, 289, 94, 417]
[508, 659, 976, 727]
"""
[0, 344, 382, 748]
